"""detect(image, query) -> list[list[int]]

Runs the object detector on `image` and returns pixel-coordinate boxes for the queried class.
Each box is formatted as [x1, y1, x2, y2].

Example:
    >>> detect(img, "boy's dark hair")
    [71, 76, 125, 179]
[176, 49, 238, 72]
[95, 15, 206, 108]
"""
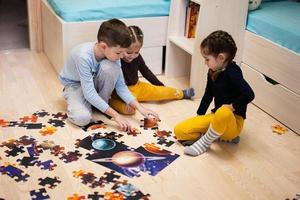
[128, 25, 144, 45]
[200, 30, 237, 63]
[97, 19, 132, 48]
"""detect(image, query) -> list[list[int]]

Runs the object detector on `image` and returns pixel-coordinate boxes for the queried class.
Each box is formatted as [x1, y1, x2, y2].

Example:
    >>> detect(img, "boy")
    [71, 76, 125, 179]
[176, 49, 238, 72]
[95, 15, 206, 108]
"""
[59, 19, 159, 131]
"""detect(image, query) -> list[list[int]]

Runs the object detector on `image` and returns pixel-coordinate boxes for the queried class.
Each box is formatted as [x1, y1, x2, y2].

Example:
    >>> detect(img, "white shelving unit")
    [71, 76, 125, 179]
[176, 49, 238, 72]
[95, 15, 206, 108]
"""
[165, 0, 249, 98]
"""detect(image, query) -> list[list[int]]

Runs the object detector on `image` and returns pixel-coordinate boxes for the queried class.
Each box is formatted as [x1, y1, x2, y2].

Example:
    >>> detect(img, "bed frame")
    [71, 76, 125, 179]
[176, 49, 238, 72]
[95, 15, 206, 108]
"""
[241, 30, 300, 134]
[41, 0, 168, 74]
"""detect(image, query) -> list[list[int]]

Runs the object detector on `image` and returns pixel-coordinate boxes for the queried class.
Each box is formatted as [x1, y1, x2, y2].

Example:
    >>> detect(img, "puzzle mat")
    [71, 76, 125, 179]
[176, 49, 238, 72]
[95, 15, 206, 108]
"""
[0, 110, 180, 200]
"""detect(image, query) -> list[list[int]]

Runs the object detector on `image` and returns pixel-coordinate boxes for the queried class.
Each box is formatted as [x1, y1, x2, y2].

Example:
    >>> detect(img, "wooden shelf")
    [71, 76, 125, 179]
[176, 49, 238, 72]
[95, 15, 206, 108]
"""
[168, 36, 195, 55]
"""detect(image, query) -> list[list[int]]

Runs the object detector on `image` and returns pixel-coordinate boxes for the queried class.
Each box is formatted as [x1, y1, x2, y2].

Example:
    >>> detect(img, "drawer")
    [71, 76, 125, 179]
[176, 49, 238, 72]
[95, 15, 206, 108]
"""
[242, 63, 300, 134]
[140, 46, 163, 75]
[243, 31, 300, 95]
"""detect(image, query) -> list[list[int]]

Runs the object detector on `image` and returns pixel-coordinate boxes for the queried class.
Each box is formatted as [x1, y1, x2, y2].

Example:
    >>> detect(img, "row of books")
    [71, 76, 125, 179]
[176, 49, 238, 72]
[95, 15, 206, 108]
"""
[184, 1, 200, 38]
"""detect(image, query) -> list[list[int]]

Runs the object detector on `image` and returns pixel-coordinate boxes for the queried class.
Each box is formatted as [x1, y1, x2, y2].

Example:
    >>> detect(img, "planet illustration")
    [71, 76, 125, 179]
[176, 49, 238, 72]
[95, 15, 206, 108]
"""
[144, 143, 171, 156]
[112, 151, 145, 168]
[91, 150, 166, 168]
[92, 138, 116, 151]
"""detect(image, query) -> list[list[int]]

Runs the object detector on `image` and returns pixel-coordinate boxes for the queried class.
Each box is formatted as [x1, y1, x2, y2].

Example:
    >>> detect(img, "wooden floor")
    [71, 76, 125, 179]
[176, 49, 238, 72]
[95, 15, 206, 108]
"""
[0, 51, 299, 200]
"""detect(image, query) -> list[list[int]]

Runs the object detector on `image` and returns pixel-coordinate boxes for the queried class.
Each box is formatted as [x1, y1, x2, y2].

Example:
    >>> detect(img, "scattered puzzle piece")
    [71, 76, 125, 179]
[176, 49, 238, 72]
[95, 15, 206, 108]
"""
[39, 126, 57, 136]
[271, 124, 288, 135]
[81, 120, 106, 131]
[20, 115, 38, 123]
[127, 128, 141, 137]
[47, 119, 65, 127]
[0, 164, 29, 182]
[87, 192, 104, 200]
[38, 176, 61, 189]
[30, 188, 50, 200]
[67, 193, 86, 200]
[104, 192, 124, 200]
[140, 118, 159, 130]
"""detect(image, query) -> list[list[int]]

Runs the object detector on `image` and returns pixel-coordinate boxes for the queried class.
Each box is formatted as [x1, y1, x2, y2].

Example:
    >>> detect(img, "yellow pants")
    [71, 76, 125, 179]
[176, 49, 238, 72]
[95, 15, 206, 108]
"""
[109, 81, 183, 114]
[174, 106, 244, 141]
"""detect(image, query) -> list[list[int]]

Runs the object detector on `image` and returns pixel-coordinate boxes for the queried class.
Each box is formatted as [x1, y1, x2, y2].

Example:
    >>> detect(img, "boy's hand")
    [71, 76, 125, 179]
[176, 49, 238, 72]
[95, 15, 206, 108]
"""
[114, 115, 132, 132]
[105, 107, 133, 131]
[139, 107, 160, 121]
[129, 100, 160, 121]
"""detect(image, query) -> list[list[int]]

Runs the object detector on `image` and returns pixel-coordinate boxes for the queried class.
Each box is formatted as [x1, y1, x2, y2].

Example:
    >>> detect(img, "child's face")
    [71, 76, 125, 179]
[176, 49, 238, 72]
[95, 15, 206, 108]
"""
[123, 42, 142, 63]
[201, 48, 226, 71]
[103, 45, 127, 62]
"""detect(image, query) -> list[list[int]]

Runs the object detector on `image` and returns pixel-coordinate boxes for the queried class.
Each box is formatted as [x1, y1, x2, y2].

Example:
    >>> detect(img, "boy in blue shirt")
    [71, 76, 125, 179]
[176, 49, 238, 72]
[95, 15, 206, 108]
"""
[59, 19, 159, 131]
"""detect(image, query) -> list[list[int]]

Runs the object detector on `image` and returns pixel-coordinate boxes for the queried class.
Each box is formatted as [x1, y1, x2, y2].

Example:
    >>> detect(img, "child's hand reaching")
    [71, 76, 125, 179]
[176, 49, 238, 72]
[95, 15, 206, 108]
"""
[139, 107, 160, 121]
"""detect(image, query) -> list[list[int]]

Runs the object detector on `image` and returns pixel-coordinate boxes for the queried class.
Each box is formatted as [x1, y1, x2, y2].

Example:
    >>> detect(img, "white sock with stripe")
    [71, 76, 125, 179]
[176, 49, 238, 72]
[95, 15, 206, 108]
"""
[184, 126, 220, 156]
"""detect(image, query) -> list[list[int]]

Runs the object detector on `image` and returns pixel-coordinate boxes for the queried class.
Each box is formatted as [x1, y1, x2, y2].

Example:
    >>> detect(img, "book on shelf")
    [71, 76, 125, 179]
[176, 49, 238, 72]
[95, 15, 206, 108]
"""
[184, 1, 200, 38]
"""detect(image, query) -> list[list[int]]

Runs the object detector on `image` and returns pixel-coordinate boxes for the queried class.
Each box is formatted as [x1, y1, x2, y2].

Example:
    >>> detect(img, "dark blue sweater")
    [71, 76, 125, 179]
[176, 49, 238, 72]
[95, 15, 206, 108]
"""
[197, 62, 255, 119]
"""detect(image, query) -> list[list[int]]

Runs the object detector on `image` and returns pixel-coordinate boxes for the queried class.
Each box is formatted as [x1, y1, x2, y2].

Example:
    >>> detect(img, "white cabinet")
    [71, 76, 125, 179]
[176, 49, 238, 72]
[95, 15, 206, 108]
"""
[165, 0, 249, 97]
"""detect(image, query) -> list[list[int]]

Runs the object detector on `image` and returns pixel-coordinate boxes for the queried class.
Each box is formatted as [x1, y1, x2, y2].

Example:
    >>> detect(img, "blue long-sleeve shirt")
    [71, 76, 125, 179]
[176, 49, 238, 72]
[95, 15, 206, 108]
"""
[197, 62, 255, 119]
[59, 42, 135, 112]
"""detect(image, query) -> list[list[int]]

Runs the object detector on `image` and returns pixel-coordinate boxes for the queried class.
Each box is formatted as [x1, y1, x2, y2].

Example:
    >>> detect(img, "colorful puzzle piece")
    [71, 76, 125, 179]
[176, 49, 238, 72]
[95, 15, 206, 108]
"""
[271, 124, 288, 135]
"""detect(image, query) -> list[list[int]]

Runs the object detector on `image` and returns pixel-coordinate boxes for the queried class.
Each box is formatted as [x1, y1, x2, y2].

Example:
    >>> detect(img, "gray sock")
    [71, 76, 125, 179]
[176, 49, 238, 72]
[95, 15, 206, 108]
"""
[184, 127, 220, 156]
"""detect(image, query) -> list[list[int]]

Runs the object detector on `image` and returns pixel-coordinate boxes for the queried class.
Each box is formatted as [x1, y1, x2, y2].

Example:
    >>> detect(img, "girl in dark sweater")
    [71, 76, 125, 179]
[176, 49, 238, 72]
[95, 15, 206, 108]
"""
[174, 30, 255, 156]
[109, 26, 194, 114]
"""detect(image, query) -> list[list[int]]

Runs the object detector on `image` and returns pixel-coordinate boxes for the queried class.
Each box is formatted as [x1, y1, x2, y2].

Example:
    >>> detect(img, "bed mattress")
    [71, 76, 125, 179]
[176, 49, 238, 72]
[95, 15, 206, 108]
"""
[47, 0, 170, 22]
[246, 1, 300, 54]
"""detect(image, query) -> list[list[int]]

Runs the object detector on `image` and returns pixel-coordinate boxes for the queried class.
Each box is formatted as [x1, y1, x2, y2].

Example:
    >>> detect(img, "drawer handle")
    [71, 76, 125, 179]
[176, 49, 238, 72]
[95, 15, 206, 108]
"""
[261, 74, 279, 85]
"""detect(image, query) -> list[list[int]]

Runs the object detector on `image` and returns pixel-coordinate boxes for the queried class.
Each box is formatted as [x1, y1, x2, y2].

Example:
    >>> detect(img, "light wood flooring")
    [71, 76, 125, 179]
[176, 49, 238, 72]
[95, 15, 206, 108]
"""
[0, 51, 299, 200]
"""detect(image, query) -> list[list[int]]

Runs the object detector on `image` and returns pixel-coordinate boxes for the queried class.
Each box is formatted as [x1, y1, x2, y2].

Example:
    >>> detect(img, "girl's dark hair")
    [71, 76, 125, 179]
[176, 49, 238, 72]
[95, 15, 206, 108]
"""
[97, 18, 132, 48]
[128, 25, 144, 45]
[200, 30, 237, 63]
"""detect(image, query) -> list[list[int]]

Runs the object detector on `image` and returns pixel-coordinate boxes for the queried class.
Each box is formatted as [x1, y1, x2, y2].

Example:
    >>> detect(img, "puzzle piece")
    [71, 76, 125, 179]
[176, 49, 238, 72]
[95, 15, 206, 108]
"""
[18, 135, 36, 146]
[17, 156, 39, 168]
[38, 176, 61, 189]
[153, 130, 172, 138]
[20, 115, 38, 123]
[87, 192, 104, 200]
[37, 160, 57, 171]
[0, 119, 10, 127]
[5, 146, 25, 157]
[73, 170, 86, 178]
[81, 172, 97, 185]
[103, 171, 121, 184]
[39, 140, 56, 150]
[52, 112, 67, 120]
[33, 110, 50, 117]
[47, 119, 65, 127]
[112, 180, 138, 197]
[81, 121, 107, 131]
[140, 118, 159, 130]
[59, 150, 82, 163]
[30, 188, 50, 200]
[39, 126, 57, 136]
[156, 137, 175, 147]
[67, 193, 85, 200]
[271, 124, 288, 135]
[127, 128, 141, 137]
[27, 144, 43, 157]
[50, 145, 65, 156]
[104, 192, 124, 200]
[0, 164, 29, 182]
[0, 139, 18, 149]
[22, 123, 45, 129]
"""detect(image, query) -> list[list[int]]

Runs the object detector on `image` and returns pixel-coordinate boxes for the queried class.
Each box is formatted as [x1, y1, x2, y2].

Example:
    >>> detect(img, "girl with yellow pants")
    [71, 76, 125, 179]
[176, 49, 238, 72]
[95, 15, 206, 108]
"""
[109, 26, 194, 114]
[175, 31, 254, 157]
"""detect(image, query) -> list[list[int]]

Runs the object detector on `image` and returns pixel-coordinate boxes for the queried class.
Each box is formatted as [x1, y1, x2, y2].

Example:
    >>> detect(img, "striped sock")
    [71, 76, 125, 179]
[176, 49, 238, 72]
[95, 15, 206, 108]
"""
[184, 126, 220, 156]
[183, 88, 195, 99]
